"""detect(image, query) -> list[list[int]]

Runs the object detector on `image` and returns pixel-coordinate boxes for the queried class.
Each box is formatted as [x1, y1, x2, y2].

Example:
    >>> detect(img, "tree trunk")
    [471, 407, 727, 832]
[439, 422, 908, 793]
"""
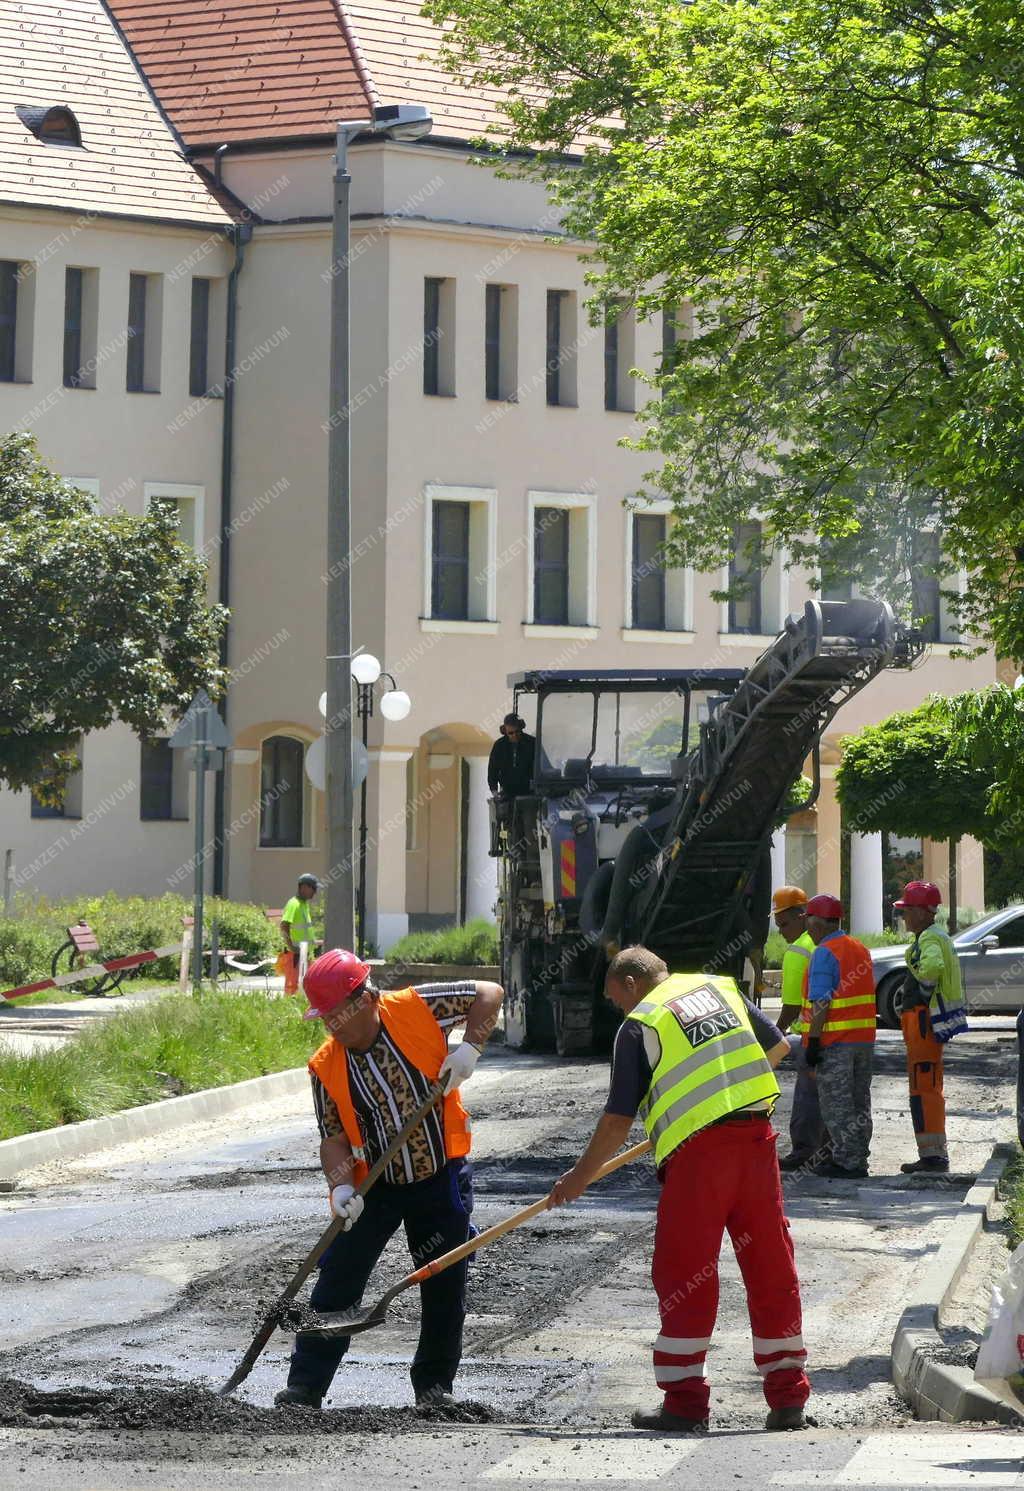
[948, 837, 959, 934]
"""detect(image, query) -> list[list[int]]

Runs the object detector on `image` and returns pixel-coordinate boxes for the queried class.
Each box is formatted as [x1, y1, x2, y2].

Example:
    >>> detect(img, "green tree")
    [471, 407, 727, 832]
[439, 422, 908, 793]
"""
[948, 683, 1024, 836]
[836, 695, 992, 930]
[0, 434, 226, 798]
[426, 0, 1024, 658]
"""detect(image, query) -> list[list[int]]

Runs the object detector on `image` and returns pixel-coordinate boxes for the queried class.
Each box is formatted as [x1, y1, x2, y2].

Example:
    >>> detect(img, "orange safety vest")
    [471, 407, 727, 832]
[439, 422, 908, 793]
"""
[800, 933, 877, 1047]
[308, 986, 472, 1185]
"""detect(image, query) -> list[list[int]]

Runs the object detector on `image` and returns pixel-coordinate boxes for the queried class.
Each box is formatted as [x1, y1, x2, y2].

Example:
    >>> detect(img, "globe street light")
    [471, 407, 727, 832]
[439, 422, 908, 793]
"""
[324, 104, 433, 950]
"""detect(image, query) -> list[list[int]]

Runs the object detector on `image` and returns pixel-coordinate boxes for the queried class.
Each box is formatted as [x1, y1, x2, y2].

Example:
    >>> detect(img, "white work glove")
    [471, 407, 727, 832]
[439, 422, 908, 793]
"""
[438, 1041, 481, 1092]
[329, 1184, 365, 1231]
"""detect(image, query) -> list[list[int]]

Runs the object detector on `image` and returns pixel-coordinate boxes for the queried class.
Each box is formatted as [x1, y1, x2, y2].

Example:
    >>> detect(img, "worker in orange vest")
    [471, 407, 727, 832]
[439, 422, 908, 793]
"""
[276, 948, 504, 1412]
[801, 895, 876, 1179]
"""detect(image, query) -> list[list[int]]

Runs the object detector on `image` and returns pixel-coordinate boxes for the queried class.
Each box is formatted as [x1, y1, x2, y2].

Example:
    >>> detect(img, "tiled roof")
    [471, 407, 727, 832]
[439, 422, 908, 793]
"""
[105, 0, 373, 146]
[343, 0, 531, 143]
[0, 0, 233, 224]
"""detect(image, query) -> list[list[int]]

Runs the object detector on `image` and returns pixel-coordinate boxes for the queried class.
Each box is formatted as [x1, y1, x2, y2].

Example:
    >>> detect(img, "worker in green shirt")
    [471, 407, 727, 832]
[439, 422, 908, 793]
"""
[281, 873, 320, 995]
[773, 886, 830, 1173]
[894, 880, 967, 1174]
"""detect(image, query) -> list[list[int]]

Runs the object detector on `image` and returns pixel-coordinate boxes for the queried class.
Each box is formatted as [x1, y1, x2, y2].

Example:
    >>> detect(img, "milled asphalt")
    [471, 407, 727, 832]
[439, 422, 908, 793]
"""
[0, 1015, 1019, 1487]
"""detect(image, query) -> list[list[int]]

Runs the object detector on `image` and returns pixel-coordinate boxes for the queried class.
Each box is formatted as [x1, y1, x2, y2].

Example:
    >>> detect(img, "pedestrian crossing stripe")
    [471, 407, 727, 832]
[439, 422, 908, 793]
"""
[480, 1438, 696, 1480]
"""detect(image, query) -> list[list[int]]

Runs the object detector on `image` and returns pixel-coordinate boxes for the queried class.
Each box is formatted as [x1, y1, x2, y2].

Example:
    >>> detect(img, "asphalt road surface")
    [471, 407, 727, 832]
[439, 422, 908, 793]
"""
[0, 1018, 1021, 1489]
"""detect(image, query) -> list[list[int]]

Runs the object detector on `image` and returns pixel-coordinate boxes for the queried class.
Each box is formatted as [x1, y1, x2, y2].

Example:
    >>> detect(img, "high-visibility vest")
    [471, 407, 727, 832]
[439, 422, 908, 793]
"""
[906, 924, 964, 1013]
[800, 933, 876, 1046]
[781, 932, 815, 1034]
[308, 986, 471, 1185]
[629, 973, 780, 1167]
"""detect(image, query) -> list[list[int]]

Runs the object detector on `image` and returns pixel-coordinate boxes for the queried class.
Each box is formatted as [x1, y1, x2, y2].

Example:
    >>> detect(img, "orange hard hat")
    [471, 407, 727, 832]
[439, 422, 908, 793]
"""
[303, 948, 372, 1020]
[772, 886, 808, 913]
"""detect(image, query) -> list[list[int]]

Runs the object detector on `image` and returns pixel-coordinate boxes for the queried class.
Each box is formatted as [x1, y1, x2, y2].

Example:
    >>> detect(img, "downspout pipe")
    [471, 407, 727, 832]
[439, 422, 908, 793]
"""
[213, 218, 252, 896]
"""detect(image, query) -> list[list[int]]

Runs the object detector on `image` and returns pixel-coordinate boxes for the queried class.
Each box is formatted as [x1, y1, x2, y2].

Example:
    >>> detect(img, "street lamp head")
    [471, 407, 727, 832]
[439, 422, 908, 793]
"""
[372, 104, 433, 142]
[351, 652, 382, 686]
[380, 689, 412, 722]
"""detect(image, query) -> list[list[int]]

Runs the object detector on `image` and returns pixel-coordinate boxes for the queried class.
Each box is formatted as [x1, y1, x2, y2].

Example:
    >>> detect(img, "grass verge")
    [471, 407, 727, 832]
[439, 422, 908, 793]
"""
[387, 918, 499, 965]
[0, 989, 321, 1141]
[1004, 1147, 1024, 1248]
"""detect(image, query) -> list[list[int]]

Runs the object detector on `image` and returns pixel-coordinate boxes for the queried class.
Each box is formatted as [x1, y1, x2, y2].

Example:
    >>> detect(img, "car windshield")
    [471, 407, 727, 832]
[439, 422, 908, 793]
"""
[537, 688, 711, 779]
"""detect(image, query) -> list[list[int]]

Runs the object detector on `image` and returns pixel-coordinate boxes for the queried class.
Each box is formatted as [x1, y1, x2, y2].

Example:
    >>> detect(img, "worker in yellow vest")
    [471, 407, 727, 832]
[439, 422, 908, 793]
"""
[548, 946, 810, 1435]
[276, 948, 504, 1412]
[801, 895, 876, 1180]
[772, 886, 830, 1173]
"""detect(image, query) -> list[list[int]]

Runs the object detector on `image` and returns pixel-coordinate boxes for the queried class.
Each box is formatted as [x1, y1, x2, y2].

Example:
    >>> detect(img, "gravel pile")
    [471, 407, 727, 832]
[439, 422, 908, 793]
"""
[0, 1378, 505, 1434]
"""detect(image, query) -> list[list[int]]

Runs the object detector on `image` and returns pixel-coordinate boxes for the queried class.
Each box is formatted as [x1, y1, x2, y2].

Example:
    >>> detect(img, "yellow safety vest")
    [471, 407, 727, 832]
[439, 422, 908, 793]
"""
[629, 973, 780, 1167]
[781, 932, 815, 1034]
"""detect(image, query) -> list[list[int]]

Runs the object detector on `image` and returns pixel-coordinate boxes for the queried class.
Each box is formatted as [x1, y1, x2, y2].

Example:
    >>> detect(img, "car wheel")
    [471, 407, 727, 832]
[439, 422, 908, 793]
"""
[876, 973, 904, 1030]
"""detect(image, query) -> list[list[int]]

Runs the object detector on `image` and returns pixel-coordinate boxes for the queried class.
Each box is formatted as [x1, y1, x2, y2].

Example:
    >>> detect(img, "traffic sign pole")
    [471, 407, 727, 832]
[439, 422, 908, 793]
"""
[170, 690, 231, 995]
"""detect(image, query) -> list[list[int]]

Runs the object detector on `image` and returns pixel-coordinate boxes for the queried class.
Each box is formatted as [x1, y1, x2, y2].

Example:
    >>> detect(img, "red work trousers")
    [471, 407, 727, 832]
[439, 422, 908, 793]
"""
[651, 1117, 810, 1420]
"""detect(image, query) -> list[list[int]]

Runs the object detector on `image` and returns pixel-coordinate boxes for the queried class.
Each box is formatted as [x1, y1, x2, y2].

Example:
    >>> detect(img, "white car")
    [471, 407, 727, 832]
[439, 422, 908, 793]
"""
[871, 903, 1024, 1027]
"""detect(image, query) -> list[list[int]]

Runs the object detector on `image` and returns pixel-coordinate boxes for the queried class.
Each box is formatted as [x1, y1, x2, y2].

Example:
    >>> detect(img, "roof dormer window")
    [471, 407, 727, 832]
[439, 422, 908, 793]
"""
[16, 105, 83, 147]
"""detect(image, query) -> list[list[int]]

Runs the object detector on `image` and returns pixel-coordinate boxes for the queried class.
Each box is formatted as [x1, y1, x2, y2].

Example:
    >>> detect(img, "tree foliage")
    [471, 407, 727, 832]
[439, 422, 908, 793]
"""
[426, 0, 1024, 657]
[948, 683, 1024, 836]
[836, 694, 992, 843]
[0, 434, 226, 797]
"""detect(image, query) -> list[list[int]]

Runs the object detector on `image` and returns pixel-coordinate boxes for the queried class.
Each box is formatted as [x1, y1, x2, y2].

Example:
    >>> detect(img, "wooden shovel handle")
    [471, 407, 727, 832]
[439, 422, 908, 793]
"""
[406, 1138, 652, 1286]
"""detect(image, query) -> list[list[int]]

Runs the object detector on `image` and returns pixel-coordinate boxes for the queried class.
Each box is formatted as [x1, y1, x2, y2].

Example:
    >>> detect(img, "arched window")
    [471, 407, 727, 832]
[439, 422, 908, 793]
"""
[260, 735, 305, 847]
[16, 105, 83, 147]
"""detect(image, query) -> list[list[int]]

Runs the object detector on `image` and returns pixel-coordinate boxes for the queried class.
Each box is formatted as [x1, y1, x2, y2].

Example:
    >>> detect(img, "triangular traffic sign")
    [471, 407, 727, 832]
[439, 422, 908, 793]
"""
[168, 689, 231, 750]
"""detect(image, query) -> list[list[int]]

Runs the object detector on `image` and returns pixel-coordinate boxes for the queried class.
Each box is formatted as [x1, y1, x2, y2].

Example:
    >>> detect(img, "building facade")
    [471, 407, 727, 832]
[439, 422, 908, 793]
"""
[0, 0, 993, 945]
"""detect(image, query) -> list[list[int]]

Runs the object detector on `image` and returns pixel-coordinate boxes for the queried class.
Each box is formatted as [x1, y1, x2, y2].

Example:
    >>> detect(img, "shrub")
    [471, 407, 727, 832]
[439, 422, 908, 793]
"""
[387, 919, 499, 966]
[0, 918, 56, 987]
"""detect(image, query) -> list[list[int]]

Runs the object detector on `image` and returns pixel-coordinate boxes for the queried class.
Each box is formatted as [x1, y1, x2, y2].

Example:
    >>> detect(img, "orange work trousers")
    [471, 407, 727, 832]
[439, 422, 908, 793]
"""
[283, 950, 300, 995]
[900, 1004, 947, 1161]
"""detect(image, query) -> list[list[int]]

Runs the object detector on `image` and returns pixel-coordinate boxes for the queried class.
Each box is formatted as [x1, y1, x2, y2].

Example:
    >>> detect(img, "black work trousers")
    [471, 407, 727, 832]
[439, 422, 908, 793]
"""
[287, 1158, 474, 1400]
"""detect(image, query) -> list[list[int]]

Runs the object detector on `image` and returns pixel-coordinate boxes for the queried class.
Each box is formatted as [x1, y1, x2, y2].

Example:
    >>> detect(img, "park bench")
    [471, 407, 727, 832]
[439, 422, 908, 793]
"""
[50, 921, 125, 999]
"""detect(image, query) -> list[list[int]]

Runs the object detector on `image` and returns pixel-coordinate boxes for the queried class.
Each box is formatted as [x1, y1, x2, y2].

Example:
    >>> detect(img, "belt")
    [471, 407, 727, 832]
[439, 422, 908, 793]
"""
[710, 1108, 772, 1126]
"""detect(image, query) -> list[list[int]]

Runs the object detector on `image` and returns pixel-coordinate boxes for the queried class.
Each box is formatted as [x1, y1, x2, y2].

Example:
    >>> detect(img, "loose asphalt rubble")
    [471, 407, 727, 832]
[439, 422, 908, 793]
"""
[0, 1016, 1019, 1481]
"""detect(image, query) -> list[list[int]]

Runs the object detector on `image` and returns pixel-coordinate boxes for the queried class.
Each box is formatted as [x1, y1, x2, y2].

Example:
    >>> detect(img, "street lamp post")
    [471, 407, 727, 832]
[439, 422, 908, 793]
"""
[324, 103, 433, 952]
[350, 653, 412, 954]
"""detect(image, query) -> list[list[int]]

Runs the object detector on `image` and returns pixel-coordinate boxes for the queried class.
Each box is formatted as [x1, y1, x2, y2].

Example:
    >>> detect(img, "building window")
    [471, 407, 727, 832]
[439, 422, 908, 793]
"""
[604, 300, 636, 413]
[140, 738, 188, 820]
[146, 484, 203, 553]
[63, 267, 98, 389]
[30, 746, 84, 820]
[632, 514, 667, 630]
[818, 537, 854, 602]
[189, 277, 211, 397]
[423, 276, 455, 396]
[0, 261, 17, 382]
[910, 531, 942, 643]
[126, 272, 163, 393]
[424, 484, 496, 625]
[432, 500, 470, 619]
[728, 521, 764, 634]
[259, 735, 306, 847]
[484, 283, 518, 401]
[545, 289, 577, 407]
[16, 104, 82, 146]
[533, 506, 570, 625]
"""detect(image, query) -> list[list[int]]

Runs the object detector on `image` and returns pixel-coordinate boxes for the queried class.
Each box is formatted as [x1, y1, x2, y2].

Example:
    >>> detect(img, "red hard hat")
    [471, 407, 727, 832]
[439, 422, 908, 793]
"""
[302, 948, 372, 1020]
[894, 880, 942, 910]
[806, 894, 843, 920]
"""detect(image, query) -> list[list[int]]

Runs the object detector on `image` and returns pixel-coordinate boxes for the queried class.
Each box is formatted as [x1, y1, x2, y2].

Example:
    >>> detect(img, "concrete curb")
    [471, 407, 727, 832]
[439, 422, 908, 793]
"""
[0, 1066, 309, 1182]
[891, 1142, 1023, 1425]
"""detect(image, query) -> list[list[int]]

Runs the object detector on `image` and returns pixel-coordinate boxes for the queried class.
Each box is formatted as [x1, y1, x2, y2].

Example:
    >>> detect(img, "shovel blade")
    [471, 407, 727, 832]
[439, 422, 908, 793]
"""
[282, 1304, 388, 1338]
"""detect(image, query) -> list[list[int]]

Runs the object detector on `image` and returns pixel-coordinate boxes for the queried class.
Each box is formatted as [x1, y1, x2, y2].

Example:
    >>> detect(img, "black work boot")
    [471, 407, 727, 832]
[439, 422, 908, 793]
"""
[415, 1386, 459, 1412]
[778, 1151, 814, 1172]
[901, 1156, 949, 1174]
[766, 1405, 807, 1431]
[274, 1385, 323, 1409]
[631, 1406, 709, 1434]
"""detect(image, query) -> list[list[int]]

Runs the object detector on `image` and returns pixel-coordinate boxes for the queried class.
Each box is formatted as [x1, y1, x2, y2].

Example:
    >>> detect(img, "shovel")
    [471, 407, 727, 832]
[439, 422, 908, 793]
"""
[287, 1137, 653, 1340]
[219, 1079, 447, 1394]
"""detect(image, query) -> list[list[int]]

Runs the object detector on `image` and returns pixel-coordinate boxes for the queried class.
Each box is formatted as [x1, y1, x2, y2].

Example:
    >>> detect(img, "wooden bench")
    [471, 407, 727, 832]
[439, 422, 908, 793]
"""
[50, 921, 124, 999]
[178, 916, 247, 990]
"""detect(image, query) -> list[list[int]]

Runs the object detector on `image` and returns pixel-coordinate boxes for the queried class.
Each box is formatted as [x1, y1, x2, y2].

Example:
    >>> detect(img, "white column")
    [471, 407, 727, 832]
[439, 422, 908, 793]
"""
[368, 749, 413, 953]
[850, 831, 884, 934]
[464, 755, 498, 924]
[770, 825, 787, 890]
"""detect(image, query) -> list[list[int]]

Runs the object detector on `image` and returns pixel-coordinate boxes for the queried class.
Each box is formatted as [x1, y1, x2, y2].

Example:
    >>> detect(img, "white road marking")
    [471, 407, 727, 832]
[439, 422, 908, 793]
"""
[770, 1432, 1024, 1487]
[480, 1437, 696, 1481]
